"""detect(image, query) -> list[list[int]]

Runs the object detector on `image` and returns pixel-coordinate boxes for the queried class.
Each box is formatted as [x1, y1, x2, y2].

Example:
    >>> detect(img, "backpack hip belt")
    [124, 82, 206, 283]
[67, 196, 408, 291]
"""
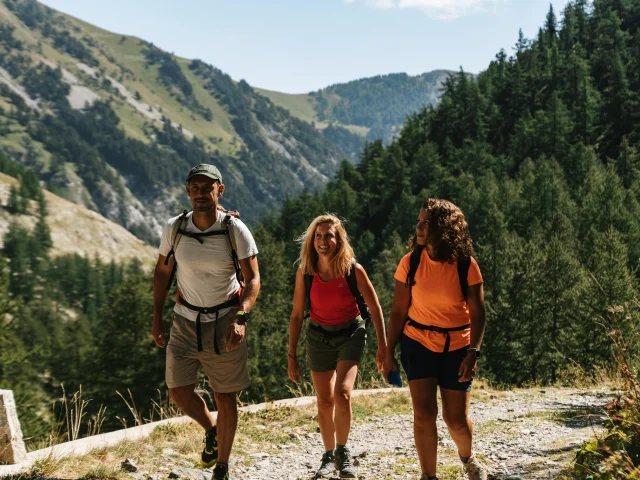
[405, 317, 470, 353]
[177, 292, 241, 354]
[308, 318, 360, 342]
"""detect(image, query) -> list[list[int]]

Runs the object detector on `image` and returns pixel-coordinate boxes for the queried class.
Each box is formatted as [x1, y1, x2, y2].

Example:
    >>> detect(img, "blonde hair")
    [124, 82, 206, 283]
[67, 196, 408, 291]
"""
[297, 214, 355, 278]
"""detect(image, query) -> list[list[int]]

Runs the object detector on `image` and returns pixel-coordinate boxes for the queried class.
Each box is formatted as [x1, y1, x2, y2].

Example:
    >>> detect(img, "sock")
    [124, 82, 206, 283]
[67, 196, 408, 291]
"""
[326, 449, 334, 454]
[428, 476, 438, 480]
[215, 462, 228, 471]
[337, 443, 346, 450]
[459, 453, 472, 463]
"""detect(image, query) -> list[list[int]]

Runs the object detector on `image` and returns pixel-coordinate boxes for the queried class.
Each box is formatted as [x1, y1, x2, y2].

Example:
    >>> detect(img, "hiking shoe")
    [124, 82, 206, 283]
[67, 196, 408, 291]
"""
[315, 451, 335, 478]
[211, 462, 228, 480]
[335, 445, 356, 479]
[201, 426, 218, 468]
[462, 455, 487, 480]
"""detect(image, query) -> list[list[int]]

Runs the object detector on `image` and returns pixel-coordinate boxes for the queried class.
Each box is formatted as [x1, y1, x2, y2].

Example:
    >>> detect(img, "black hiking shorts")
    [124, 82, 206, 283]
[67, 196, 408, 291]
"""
[400, 333, 472, 392]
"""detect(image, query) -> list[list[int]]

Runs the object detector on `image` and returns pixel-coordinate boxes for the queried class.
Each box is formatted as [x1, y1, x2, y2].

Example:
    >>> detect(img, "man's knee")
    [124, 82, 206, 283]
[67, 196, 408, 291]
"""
[214, 391, 238, 411]
[169, 385, 196, 407]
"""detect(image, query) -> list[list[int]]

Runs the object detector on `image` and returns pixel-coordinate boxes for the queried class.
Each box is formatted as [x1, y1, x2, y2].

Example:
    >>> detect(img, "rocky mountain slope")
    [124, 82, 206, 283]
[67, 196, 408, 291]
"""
[0, 0, 344, 241]
[0, 0, 449, 243]
[0, 171, 156, 263]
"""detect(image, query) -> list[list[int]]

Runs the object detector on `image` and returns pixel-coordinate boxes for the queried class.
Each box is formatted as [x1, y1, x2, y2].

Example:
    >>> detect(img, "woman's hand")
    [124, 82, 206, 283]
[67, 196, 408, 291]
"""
[383, 355, 399, 382]
[288, 354, 302, 384]
[458, 352, 477, 382]
[376, 345, 386, 372]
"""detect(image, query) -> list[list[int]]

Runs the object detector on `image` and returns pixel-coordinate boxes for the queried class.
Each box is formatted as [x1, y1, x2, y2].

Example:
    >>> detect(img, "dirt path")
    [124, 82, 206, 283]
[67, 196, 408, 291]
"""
[232, 387, 611, 480]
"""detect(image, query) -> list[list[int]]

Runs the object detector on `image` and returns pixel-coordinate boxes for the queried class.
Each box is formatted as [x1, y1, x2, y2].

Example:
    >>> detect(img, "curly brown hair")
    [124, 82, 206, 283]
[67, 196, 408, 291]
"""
[409, 198, 474, 263]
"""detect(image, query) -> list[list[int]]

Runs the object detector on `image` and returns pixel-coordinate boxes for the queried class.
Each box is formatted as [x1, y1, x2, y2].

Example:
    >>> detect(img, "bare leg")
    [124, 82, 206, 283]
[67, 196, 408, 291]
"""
[441, 388, 473, 458]
[311, 370, 337, 450]
[213, 391, 238, 464]
[333, 360, 359, 446]
[169, 385, 215, 430]
[409, 378, 439, 477]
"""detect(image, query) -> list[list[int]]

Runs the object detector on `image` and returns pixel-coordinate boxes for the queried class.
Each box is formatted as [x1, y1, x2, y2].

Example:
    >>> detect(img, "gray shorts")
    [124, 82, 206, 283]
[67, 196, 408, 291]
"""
[166, 310, 250, 393]
[306, 316, 367, 372]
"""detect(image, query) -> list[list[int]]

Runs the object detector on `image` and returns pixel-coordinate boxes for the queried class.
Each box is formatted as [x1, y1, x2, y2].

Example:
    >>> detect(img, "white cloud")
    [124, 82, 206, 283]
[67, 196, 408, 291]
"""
[346, 0, 506, 20]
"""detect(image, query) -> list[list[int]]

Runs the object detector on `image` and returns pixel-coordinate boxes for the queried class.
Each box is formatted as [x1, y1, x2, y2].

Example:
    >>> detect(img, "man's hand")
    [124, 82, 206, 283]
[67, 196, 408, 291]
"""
[375, 345, 386, 372]
[287, 354, 302, 384]
[226, 321, 246, 351]
[458, 352, 477, 382]
[152, 319, 167, 348]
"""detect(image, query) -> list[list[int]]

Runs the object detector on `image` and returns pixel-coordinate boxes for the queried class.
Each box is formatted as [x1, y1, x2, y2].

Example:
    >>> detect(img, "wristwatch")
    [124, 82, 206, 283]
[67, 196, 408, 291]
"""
[468, 348, 481, 358]
[236, 310, 251, 325]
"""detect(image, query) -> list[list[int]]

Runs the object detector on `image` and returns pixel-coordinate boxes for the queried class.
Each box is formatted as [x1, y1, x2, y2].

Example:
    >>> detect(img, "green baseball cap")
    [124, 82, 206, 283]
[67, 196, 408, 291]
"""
[186, 164, 222, 183]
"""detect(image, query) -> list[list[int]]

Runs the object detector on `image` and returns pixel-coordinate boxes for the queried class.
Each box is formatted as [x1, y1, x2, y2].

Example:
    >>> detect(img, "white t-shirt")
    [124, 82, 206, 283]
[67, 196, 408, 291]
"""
[159, 212, 258, 322]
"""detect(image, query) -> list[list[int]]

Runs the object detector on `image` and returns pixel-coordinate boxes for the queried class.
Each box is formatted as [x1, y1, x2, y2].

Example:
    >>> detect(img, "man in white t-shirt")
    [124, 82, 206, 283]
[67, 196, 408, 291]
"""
[152, 164, 260, 480]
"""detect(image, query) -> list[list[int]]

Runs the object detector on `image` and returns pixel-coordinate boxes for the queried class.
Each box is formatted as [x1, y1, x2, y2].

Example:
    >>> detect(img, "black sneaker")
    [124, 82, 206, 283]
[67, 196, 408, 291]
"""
[201, 426, 218, 468]
[315, 451, 335, 478]
[212, 462, 228, 480]
[335, 445, 356, 479]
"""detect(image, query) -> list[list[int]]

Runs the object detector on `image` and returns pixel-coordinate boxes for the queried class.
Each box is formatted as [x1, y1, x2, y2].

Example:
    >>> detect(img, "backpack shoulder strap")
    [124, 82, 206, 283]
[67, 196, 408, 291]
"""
[344, 259, 362, 301]
[403, 245, 424, 312]
[222, 214, 244, 287]
[457, 256, 471, 302]
[164, 210, 190, 290]
[406, 245, 424, 287]
[304, 273, 314, 318]
[345, 259, 372, 324]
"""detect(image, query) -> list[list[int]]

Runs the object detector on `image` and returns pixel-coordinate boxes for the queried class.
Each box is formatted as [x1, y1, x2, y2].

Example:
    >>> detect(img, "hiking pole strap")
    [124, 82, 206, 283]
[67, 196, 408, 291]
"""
[405, 317, 470, 353]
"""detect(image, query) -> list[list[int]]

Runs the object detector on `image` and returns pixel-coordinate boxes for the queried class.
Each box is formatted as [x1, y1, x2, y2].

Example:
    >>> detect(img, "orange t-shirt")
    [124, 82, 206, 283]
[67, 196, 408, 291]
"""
[394, 250, 483, 352]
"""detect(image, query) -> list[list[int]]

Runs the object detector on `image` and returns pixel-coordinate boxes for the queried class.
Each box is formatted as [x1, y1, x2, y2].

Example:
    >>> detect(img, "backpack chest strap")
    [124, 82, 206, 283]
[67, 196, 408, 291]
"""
[177, 228, 228, 244]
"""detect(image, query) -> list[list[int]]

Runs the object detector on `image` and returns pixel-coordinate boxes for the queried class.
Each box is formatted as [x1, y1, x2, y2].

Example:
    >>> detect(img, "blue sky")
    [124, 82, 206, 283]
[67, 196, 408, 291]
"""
[40, 0, 571, 93]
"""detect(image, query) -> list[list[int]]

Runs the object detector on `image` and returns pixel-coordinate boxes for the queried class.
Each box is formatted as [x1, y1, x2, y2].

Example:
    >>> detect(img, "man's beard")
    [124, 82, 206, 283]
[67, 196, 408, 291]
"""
[194, 201, 215, 213]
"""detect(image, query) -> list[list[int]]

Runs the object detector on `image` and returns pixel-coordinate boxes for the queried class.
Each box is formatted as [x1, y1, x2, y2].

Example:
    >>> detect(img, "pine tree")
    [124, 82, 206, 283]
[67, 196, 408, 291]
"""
[7, 184, 20, 214]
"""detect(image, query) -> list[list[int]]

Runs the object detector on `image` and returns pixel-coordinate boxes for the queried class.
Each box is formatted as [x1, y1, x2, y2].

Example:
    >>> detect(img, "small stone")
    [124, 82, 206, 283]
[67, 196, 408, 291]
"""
[168, 468, 209, 480]
[121, 459, 138, 472]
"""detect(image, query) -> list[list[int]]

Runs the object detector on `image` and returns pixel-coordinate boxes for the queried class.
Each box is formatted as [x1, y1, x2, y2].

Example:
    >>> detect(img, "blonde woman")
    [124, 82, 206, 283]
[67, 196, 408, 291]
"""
[288, 214, 386, 479]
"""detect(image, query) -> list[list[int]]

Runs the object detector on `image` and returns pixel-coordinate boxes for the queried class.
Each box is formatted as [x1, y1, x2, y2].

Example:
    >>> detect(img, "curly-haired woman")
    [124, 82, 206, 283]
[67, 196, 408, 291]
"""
[288, 214, 387, 479]
[383, 199, 488, 480]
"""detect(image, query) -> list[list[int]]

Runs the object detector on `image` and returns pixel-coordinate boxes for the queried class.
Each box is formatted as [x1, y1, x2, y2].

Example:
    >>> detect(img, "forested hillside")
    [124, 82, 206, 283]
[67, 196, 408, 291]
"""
[3, 0, 640, 453]
[261, 0, 640, 388]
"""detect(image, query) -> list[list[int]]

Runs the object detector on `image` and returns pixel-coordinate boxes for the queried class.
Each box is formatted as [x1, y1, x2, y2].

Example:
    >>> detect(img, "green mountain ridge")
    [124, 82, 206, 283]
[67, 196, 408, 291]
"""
[0, 0, 345, 242]
[0, 0, 449, 243]
[257, 70, 453, 155]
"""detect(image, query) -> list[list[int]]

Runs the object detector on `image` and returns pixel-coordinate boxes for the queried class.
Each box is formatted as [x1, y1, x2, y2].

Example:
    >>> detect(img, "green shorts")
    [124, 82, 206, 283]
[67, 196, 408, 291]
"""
[306, 316, 367, 372]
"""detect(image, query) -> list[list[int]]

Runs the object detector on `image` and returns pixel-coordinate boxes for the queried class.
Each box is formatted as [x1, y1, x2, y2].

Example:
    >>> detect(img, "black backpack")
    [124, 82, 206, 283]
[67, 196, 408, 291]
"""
[304, 259, 371, 326]
[164, 208, 243, 291]
[406, 245, 471, 302]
